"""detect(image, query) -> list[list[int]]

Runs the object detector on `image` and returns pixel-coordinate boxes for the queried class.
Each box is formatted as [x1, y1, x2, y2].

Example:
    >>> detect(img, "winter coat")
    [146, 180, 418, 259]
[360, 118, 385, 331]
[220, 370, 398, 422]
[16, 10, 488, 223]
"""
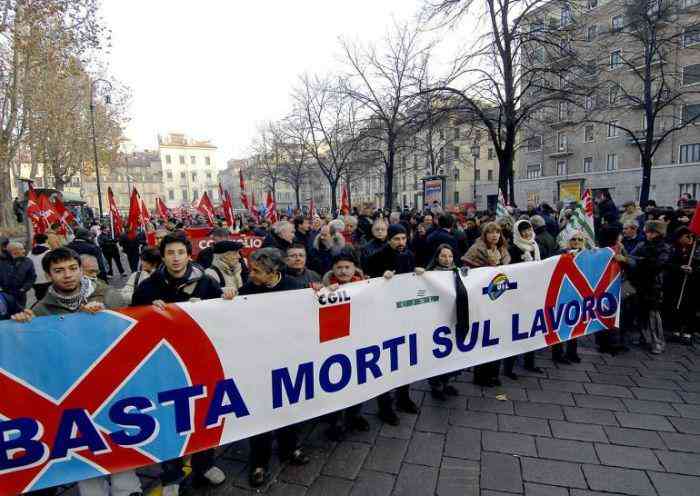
[534, 226, 559, 260]
[410, 234, 432, 269]
[427, 229, 460, 261]
[360, 237, 386, 271]
[294, 229, 313, 251]
[664, 242, 700, 305]
[197, 246, 215, 269]
[284, 267, 321, 288]
[120, 270, 152, 303]
[366, 244, 416, 278]
[28, 244, 51, 284]
[309, 233, 345, 276]
[357, 215, 373, 242]
[629, 238, 672, 308]
[622, 234, 644, 255]
[32, 278, 102, 316]
[98, 233, 120, 257]
[132, 263, 222, 306]
[462, 238, 511, 268]
[119, 233, 143, 255]
[205, 255, 245, 290]
[0, 256, 36, 303]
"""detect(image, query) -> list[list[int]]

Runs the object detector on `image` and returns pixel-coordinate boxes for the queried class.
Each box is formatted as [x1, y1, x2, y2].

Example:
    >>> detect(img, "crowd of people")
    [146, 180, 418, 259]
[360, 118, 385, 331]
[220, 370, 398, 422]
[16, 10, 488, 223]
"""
[1, 191, 698, 496]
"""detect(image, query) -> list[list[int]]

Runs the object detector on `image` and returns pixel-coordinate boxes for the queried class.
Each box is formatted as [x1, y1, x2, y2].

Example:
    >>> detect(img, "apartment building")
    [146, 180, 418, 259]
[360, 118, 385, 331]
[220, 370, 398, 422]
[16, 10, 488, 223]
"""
[516, 0, 700, 207]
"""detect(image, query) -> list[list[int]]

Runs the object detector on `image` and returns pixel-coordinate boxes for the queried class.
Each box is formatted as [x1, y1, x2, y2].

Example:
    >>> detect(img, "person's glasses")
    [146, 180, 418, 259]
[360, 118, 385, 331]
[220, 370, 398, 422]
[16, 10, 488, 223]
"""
[571, 238, 584, 241]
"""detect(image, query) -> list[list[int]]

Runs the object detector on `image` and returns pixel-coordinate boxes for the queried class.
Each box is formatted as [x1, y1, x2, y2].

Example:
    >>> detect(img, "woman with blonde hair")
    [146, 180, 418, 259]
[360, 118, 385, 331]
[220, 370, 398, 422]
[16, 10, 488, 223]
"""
[462, 222, 511, 387]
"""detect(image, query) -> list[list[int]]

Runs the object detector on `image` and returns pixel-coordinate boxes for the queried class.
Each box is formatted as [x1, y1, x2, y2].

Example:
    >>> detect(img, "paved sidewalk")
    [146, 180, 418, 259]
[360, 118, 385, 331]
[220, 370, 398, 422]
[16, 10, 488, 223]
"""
[135, 336, 700, 496]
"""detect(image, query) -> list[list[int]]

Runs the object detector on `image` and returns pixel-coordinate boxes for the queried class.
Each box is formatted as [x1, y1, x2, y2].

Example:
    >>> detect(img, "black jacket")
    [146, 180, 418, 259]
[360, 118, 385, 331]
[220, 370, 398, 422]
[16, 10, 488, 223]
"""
[239, 274, 306, 296]
[66, 238, 108, 281]
[132, 263, 222, 305]
[98, 233, 120, 257]
[360, 238, 386, 272]
[294, 229, 313, 251]
[0, 256, 36, 298]
[357, 215, 373, 242]
[308, 244, 334, 276]
[534, 226, 558, 260]
[629, 238, 672, 307]
[119, 232, 143, 255]
[366, 244, 416, 278]
[409, 234, 432, 269]
[0, 291, 22, 319]
[197, 246, 215, 269]
[284, 267, 321, 288]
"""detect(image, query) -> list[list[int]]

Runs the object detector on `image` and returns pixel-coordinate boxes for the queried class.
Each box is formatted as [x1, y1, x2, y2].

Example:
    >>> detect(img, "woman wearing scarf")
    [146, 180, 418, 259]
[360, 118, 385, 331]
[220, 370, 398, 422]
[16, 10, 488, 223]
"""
[462, 222, 511, 387]
[502, 220, 545, 379]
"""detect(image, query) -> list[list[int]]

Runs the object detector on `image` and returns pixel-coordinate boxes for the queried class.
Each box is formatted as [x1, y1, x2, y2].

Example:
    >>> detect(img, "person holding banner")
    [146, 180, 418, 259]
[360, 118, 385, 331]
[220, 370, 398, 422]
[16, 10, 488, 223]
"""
[204, 240, 246, 290]
[366, 224, 421, 424]
[131, 233, 233, 495]
[237, 248, 311, 487]
[665, 226, 698, 344]
[462, 222, 511, 387]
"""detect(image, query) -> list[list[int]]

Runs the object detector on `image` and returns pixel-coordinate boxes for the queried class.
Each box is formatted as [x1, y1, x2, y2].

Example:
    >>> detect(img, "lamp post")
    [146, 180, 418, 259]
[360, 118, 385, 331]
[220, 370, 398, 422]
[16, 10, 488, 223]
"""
[89, 78, 113, 219]
[470, 143, 481, 208]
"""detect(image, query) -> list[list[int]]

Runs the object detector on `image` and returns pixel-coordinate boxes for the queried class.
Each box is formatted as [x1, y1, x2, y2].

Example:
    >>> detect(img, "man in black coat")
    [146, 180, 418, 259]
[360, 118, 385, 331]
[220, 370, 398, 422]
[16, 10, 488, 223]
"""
[132, 233, 233, 495]
[293, 216, 313, 251]
[366, 224, 420, 425]
[530, 215, 558, 259]
[67, 228, 108, 281]
[98, 225, 126, 277]
[0, 241, 36, 308]
[119, 230, 144, 273]
[427, 214, 460, 260]
[196, 227, 230, 269]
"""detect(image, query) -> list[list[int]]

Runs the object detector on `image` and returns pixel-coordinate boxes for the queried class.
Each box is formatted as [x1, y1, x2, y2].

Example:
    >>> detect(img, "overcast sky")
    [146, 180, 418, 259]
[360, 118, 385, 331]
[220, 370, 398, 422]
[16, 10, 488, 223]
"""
[101, 0, 426, 164]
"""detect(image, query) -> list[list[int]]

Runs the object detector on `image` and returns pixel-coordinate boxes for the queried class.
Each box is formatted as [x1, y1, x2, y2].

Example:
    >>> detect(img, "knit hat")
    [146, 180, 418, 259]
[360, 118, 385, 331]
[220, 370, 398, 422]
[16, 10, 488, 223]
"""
[530, 215, 546, 228]
[213, 240, 244, 254]
[387, 223, 407, 241]
[644, 220, 667, 236]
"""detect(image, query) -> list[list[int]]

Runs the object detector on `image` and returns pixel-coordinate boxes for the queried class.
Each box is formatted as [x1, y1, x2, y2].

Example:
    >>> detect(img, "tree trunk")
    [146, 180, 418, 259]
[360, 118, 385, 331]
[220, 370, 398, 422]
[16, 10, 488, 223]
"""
[295, 187, 301, 209]
[385, 139, 395, 210]
[639, 157, 653, 206]
[329, 180, 338, 213]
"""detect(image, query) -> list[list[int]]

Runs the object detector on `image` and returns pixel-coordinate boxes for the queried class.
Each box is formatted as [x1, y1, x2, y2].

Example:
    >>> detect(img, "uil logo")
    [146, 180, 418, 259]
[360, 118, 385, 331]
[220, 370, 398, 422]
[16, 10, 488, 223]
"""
[482, 273, 518, 301]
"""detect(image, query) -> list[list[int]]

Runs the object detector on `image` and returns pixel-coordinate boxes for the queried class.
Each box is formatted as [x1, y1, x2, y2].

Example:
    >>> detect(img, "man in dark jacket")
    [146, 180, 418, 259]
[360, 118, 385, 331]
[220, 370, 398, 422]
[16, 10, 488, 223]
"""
[293, 216, 313, 251]
[284, 243, 321, 287]
[119, 230, 144, 273]
[530, 215, 558, 259]
[366, 224, 420, 424]
[0, 242, 36, 307]
[132, 233, 232, 495]
[629, 220, 672, 354]
[427, 214, 460, 259]
[98, 225, 125, 277]
[622, 221, 644, 254]
[67, 228, 108, 281]
[262, 220, 294, 252]
[196, 227, 230, 269]
[357, 203, 373, 242]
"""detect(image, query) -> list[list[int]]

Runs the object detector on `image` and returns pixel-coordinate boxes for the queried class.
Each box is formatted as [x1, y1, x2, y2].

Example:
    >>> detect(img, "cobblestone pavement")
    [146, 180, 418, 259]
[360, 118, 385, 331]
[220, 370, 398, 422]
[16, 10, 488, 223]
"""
[51, 271, 700, 496]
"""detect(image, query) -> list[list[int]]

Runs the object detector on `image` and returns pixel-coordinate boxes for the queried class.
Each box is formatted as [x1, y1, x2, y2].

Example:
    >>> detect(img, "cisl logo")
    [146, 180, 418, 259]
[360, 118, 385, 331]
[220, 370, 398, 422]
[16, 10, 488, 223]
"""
[318, 290, 351, 343]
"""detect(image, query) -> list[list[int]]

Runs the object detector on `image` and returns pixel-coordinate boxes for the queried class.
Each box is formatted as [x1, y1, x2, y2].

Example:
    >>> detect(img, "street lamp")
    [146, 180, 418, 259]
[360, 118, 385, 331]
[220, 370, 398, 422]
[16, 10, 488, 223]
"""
[470, 143, 481, 207]
[89, 78, 113, 219]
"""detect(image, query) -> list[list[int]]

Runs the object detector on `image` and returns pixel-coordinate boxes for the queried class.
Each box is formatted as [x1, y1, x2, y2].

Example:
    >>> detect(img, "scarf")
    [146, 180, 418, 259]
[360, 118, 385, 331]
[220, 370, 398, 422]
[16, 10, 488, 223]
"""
[513, 220, 541, 262]
[48, 277, 95, 312]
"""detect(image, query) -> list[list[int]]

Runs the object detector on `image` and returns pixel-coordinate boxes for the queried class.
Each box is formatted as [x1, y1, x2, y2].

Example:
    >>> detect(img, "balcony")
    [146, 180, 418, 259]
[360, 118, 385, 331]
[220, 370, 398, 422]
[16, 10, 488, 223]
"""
[549, 146, 574, 158]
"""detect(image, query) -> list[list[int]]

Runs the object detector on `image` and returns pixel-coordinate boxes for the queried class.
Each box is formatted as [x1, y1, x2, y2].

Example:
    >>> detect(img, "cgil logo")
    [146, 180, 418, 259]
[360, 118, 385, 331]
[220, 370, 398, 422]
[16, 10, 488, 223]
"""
[482, 273, 518, 301]
[318, 290, 352, 343]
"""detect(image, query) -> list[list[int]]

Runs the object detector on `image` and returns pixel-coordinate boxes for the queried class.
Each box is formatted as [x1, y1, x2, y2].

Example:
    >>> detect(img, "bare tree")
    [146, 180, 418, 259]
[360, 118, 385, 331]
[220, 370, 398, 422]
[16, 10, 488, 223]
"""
[341, 22, 430, 210]
[579, 0, 700, 205]
[422, 0, 579, 205]
[293, 73, 362, 212]
[276, 113, 311, 209]
[251, 122, 285, 199]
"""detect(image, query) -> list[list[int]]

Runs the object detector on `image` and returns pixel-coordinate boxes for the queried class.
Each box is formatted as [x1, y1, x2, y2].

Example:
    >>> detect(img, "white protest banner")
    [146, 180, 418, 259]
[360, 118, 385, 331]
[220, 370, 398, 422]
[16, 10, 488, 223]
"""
[0, 249, 620, 494]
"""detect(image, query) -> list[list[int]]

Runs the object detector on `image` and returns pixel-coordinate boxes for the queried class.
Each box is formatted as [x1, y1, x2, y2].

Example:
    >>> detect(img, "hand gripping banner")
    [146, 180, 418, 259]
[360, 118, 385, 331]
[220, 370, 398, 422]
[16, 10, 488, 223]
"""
[0, 249, 620, 494]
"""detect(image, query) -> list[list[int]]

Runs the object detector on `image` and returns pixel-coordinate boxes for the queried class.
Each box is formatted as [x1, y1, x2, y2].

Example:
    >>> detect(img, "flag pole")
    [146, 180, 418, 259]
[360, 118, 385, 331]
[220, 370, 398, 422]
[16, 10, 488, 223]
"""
[677, 237, 697, 310]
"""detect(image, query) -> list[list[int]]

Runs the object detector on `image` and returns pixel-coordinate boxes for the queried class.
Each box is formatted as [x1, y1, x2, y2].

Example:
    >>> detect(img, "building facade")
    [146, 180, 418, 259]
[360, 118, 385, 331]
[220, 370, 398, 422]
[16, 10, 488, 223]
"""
[159, 133, 221, 208]
[516, 0, 700, 207]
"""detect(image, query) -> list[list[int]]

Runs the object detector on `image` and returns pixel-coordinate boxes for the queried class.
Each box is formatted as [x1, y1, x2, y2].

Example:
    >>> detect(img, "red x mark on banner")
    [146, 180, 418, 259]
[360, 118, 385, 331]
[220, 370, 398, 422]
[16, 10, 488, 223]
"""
[0, 305, 225, 495]
[543, 252, 621, 346]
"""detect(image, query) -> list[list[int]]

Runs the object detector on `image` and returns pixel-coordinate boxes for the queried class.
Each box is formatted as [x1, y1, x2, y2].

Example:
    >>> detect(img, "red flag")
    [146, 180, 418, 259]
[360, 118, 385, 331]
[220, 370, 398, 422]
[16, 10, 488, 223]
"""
[126, 188, 142, 240]
[309, 197, 317, 218]
[51, 196, 76, 235]
[220, 184, 235, 227]
[36, 194, 59, 234]
[196, 191, 216, 226]
[239, 170, 250, 210]
[341, 186, 350, 215]
[688, 201, 700, 237]
[26, 185, 48, 234]
[265, 191, 278, 223]
[156, 197, 171, 221]
[108, 187, 124, 237]
[250, 191, 259, 221]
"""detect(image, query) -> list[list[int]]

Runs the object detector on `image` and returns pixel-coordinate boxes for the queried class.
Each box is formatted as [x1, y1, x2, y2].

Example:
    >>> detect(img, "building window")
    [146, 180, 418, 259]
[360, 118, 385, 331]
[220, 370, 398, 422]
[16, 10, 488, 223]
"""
[561, 5, 572, 26]
[583, 156, 593, 172]
[683, 103, 700, 123]
[608, 120, 619, 138]
[453, 146, 460, 159]
[191, 172, 197, 181]
[454, 191, 460, 204]
[454, 127, 460, 139]
[526, 164, 542, 179]
[557, 132, 568, 151]
[179, 155, 185, 165]
[181, 189, 188, 200]
[533, 46, 545, 64]
[165, 154, 172, 165]
[680, 183, 700, 197]
[530, 18, 544, 33]
[193, 190, 199, 201]
[588, 0, 598, 8]
[584, 125, 595, 142]
[684, 25, 700, 47]
[585, 94, 595, 112]
[166, 171, 173, 180]
[609, 50, 622, 69]
[611, 15, 624, 33]
[205, 156, 211, 166]
[609, 86, 619, 105]
[528, 135, 543, 152]
[557, 160, 568, 176]
[168, 190, 174, 200]
[587, 24, 598, 42]
[180, 172, 186, 180]
[684, 0, 700, 7]
[558, 102, 568, 121]
[683, 64, 700, 86]
[679, 143, 700, 163]
[454, 168, 460, 180]
[487, 169, 493, 181]
[475, 169, 481, 181]
[606, 153, 618, 171]
[206, 172, 212, 180]
[488, 148, 494, 159]
[189, 156, 195, 165]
